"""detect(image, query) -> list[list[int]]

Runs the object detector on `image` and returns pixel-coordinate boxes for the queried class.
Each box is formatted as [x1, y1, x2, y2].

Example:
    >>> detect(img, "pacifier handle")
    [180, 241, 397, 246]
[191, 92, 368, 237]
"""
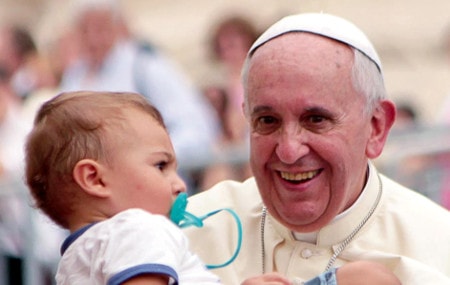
[169, 193, 243, 269]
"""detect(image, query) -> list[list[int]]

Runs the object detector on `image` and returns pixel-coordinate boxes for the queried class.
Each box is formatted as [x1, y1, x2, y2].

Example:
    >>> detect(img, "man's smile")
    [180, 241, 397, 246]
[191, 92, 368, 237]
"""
[279, 169, 321, 183]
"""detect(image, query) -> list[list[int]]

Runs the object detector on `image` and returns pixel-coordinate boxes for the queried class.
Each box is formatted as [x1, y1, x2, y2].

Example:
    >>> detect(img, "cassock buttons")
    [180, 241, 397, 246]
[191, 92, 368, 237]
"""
[300, 248, 313, 259]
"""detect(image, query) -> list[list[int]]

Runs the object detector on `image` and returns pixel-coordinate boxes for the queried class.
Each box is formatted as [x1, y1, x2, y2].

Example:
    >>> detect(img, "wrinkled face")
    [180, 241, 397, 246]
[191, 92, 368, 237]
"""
[245, 33, 374, 232]
[104, 109, 186, 217]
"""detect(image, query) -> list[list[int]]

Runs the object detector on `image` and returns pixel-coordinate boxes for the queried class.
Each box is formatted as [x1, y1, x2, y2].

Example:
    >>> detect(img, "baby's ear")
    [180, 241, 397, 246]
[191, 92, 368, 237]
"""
[73, 159, 111, 198]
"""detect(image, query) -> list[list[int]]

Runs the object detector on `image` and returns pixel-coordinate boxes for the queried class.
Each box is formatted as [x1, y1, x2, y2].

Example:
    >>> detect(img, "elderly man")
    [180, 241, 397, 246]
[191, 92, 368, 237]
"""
[185, 13, 450, 284]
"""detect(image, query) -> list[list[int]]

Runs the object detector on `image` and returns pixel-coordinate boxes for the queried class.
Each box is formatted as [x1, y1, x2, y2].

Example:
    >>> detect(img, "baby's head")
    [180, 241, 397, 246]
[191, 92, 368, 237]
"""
[25, 91, 186, 230]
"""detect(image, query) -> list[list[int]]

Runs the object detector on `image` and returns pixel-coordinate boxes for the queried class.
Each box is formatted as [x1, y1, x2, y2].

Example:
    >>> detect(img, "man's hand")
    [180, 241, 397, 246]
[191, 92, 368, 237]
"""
[336, 261, 401, 285]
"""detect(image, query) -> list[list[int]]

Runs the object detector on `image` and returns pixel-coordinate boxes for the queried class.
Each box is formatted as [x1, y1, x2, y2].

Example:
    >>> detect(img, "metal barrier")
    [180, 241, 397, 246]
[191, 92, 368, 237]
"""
[376, 124, 450, 205]
[0, 178, 64, 285]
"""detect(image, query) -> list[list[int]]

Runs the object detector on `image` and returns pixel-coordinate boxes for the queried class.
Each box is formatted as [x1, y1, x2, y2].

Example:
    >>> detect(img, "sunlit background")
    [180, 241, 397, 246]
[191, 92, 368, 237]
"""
[0, 0, 449, 122]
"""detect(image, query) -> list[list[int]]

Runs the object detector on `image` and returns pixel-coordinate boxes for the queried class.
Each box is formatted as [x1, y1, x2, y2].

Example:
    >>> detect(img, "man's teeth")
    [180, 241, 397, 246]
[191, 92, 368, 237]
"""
[280, 170, 318, 181]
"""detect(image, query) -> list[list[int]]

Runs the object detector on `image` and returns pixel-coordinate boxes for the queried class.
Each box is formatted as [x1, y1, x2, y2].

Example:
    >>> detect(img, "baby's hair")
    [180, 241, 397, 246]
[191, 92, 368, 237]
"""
[25, 91, 165, 228]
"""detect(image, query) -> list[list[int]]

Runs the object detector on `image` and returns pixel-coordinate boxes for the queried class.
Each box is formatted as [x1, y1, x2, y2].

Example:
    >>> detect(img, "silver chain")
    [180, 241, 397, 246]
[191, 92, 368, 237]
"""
[260, 206, 268, 274]
[260, 173, 383, 274]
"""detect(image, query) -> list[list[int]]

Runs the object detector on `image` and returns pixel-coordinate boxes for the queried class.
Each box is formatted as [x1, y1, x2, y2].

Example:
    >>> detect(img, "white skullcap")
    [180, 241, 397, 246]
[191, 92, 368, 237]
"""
[249, 13, 382, 73]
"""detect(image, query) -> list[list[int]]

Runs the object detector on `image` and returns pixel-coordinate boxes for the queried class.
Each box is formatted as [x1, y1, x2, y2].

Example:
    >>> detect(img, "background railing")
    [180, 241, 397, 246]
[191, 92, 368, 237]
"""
[376, 124, 450, 205]
[0, 177, 65, 285]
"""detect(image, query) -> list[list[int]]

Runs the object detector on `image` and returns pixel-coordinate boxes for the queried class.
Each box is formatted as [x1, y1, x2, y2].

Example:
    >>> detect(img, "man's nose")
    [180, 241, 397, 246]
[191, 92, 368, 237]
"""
[275, 125, 310, 164]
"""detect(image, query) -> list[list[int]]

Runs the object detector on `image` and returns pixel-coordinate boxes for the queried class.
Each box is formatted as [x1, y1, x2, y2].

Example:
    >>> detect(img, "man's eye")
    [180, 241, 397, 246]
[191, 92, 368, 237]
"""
[308, 115, 326, 124]
[252, 116, 280, 135]
[303, 114, 334, 133]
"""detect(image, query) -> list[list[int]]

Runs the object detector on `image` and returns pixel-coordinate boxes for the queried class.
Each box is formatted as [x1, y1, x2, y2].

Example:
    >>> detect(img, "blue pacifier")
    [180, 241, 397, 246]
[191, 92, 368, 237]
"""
[169, 192, 243, 269]
[169, 192, 204, 228]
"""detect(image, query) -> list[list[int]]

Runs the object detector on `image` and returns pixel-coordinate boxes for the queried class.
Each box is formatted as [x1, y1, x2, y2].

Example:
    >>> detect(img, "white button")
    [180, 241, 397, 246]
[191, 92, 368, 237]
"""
[301, 248, 313, 259]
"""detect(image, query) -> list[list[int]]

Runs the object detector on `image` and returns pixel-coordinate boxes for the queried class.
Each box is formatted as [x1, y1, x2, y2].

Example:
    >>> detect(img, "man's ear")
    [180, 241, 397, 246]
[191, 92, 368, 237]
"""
[73, 159, 111, 198]
[366, 100, 396, 159]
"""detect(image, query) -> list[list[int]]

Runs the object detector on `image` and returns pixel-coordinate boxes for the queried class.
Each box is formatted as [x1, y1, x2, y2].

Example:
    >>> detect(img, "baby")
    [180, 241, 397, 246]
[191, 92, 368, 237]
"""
[25, 91, 219, 284]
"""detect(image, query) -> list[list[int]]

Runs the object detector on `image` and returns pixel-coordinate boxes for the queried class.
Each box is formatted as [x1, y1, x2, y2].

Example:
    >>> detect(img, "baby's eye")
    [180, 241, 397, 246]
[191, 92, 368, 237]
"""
[252, 115, 281, 135]
[155, 161, 168, 171]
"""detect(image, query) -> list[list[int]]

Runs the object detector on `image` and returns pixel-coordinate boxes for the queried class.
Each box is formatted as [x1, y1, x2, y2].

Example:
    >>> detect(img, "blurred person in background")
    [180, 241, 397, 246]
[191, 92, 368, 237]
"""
[0, 32, 29, 177]
[209, 15, 259, 142]
[0, 23, 62, 126]
[0, 25, 57, 102]
[436, 23, 450, 125]
[0, 23, 65, 285]
[59, 0, 220, 192]
[198, 16, 260, 190]
[435, 23, 450, 209]
[19, 22, 86, 128]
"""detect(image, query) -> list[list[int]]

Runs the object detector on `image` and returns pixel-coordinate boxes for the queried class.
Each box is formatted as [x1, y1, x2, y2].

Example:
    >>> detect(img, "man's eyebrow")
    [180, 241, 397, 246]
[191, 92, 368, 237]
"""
[304, 106, 331, 114]
[250, 105, 274, 115]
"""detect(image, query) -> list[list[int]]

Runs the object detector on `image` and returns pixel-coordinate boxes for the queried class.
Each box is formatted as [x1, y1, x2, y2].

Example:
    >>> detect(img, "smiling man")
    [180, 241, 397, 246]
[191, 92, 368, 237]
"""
[185, 13, 450, 284]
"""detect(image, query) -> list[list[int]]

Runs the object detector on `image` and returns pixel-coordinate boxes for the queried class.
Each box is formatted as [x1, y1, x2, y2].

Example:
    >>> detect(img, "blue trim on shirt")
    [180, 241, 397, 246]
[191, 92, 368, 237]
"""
[60, 223, 97, 255]
[304, 268, 337, 285]
[107, 263, 179, 285]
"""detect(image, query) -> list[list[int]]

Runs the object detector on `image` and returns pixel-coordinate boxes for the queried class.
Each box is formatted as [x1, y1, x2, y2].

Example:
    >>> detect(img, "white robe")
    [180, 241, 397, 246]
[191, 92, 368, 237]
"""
[185, 163, 450, 284]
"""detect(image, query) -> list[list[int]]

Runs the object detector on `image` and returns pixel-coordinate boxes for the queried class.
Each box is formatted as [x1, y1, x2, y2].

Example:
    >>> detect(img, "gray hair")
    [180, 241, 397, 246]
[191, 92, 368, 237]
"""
[242, 46, 386, 116]
[69, 0, 122, 26]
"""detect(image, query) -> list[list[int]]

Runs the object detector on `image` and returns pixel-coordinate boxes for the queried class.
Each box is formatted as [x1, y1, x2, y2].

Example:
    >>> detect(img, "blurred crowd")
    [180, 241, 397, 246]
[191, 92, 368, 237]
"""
[0, 1, 261, 283]
[0, 0, 449, 284]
